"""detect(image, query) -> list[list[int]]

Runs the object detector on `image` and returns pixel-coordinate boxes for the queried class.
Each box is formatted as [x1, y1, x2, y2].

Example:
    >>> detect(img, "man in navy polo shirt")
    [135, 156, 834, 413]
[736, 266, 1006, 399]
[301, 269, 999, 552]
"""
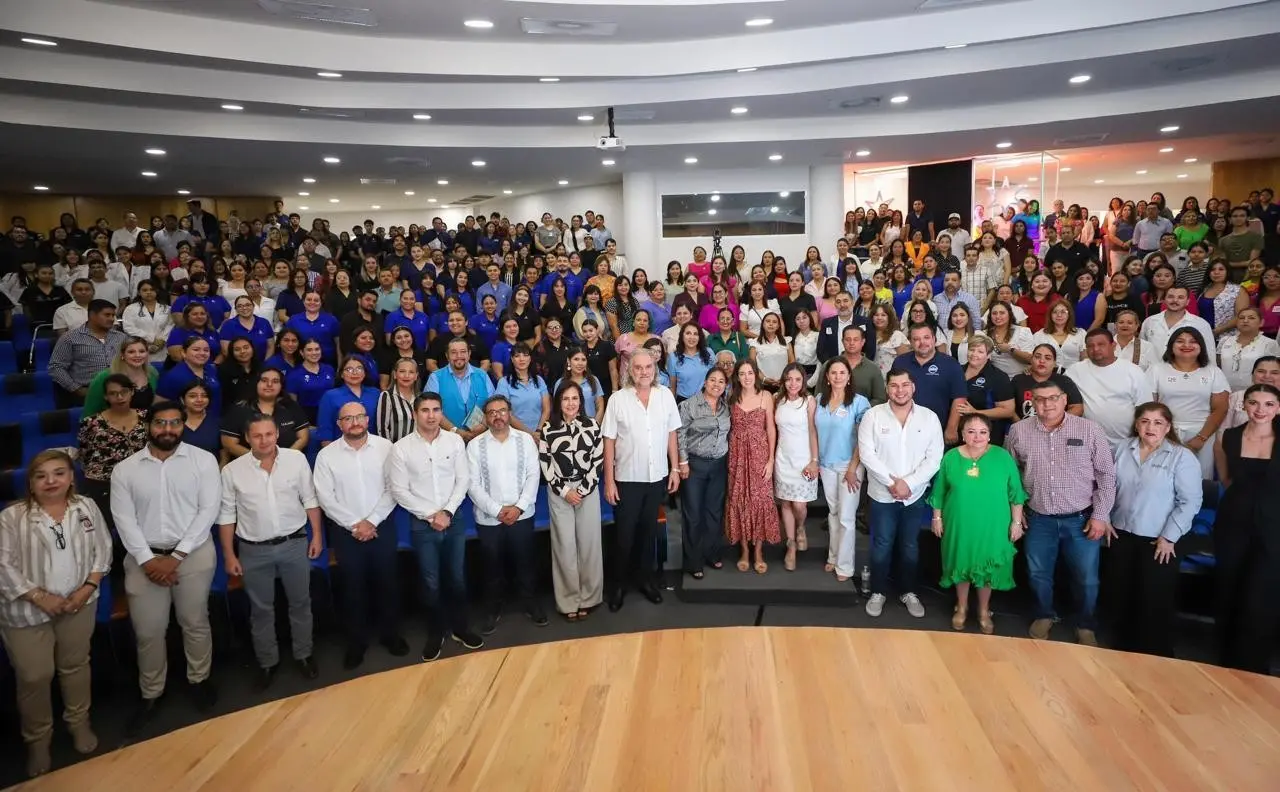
[538, 253, 584, 305]
[892, 324, 965, 444]
[906, 199, 936, 243]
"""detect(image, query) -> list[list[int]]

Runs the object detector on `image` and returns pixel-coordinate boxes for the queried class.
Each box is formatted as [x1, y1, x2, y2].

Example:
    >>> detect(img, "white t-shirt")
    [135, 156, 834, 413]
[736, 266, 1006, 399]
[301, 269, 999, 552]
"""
[1115, 337, 1154, 371]
[749, 338, 790, 381]
[1216, 333, 1280, 393]
[740, 300, 781, 337]
[52, 302, 88, 332]
[987, 326, 1034, 377]
[1031, 328, 1088, 369]
[1147, 362, 1230, 429]
[1140, 311, 1217, 364]
[90, 278, 129, 307]
[1064, 359, 1153, 448]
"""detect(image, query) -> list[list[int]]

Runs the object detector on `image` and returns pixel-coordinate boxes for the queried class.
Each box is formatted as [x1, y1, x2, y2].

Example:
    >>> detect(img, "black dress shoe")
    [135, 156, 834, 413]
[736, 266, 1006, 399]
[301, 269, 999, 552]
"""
[639, 583, 664, 604]
[297, 656, 319, 680]
[189, 680, 218, 712]
[124, 696, 162, 737]
[381, 635, 410, 657]
[479, 608, 501, 636]
[253, 665, 278, 693]
[343, 645, 366, 671]
[526, 601, 549, 627]
[451, 630, 485, 650]
[607, 589, 625, 612]
[422, 631, 445, 662]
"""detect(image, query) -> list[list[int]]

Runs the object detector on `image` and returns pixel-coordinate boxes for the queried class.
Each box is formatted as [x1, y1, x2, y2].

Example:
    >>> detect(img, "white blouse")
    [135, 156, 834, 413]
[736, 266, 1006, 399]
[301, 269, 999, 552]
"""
[740, 300, 781, 337]
[749, 338, 790, 381]
[874, 330, 908, 374]
[1147, 362, 1230, 428]
[987, 325, 1035, 377]
[1217, 333, 1280, 392]
[1032, 328, 1088, 368]
[791, 331, 819, 368]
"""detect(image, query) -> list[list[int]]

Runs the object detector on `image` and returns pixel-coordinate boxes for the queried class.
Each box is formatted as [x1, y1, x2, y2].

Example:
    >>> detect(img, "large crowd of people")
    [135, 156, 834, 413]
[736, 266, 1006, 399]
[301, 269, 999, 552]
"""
[0, 188, 1278, 778]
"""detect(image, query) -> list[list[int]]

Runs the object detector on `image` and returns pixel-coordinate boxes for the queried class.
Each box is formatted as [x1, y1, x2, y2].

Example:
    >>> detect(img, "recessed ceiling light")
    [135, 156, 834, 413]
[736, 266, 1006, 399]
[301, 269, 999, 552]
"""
[1160, 125, 1180, 133]
[1069, 74, 1091, 84]
[21, 37, 57, 47]
[298, 191, 309, 196]
[371, 205, 381, 209]
[1060, 167, 1072, 172]
[177, 189, 191, 195]
[302, 177, 316, 183]
[404, 191, 415, 196]
[684, 157, 698, 164]
[558, 180, 569, 186]
[1094, 179, 1105, 184]
[944, 43, 967, 49]
[471, 160, 486, 167]
[577, 114, 594, 121]
[996, 141, 1013, 149]
[1177, 173, 1189, 179]
[539, 77, 560, 83]
[502, 189, 513, 195]
[329, 198, 340, 203]
[412, 113, 432, 121]
[323, 156, 340, 164]
[890, 95, 909, 104]
[736, 67, 757, 73]
[601, 159, 616, 166]
[730, 106, 749, 115]
[779, 191, 790, 198]
[140, 171, 157, 177]
[428, 198, 437, 203]
[1159, 147, 1174, 153]
[1184, 157, 1198, 163]
[708, 209, 718, 216]
[144, 148, 166, 156]
[855, 149, 871, 157]
[745, 18, 773, 27]
[768, 154, 783, 161]
[440, 205, 451, 209]
[770, 206, 779, 214]
[317, 71, 343, 78]
[710, 195, 721, 202]
[1135, 170, 1147, 175]
[1027, 177, 1038, 182]
[298, 206, 308, 210]
[437, 179, 449, 185]
[221, 104, 244, 111]
[463, 19, 494, 29]
[33, 185, 49, 191]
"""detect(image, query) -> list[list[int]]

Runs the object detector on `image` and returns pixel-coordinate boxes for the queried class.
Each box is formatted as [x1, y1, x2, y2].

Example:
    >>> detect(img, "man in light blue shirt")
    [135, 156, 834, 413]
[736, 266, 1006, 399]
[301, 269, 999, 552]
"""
[1131, 204, 1174, 257]
[476, 263, 513, 313]
[932, 271, 984, 331]
[425, 338, 494, 442]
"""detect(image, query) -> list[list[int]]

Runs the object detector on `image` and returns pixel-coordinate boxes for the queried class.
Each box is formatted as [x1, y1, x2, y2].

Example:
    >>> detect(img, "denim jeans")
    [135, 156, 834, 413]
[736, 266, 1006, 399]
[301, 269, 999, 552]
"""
[680, 455, 727, 572]
[1024, 510, 1099, 630]
[868, 498, 929, 596]
[408, 516, 470, 635]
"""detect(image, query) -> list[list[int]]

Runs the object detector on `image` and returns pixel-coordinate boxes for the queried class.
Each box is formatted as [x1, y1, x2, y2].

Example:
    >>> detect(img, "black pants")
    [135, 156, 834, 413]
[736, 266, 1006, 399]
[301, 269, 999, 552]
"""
[1105, 530, 1180, 657]
[612, 480, 666, 590]
[1215, 527, 1280, 674]
[54, 384, 84, 409]
[680, 455, 726, 572]
[476, 517, 536, 608]
[331, 519, 400, 649]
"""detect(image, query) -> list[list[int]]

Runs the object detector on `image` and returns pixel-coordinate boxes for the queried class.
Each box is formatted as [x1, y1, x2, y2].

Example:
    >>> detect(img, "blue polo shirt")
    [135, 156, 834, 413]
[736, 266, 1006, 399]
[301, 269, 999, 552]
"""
[476, 281, 513, 313]
[218, 315, 275, 358]
[891, 351, 967, 426]
[285, 311, 340, 361]
[284, 363, 335, 408]
[157, 363, 222, 413]
[165, 325, 220, 354]
[496, 375, 549, 432]
[471, 312, 501, 348]
[315, 383, 381, 442]
[538, 271, 584, 305]
[171, 293, 232, 329]
[667, 349, 715, 399]
[383, 309, 430, 348]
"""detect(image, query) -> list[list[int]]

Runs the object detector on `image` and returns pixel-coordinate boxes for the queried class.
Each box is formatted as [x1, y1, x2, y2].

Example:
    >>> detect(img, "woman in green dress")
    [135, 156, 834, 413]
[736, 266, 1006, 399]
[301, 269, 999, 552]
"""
[928, 413, 1027, 634]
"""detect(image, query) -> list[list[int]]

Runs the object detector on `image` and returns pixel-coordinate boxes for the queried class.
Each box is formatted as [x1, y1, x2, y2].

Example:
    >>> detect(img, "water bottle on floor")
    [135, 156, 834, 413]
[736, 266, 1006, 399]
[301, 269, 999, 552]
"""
[860, 565, 870, 595]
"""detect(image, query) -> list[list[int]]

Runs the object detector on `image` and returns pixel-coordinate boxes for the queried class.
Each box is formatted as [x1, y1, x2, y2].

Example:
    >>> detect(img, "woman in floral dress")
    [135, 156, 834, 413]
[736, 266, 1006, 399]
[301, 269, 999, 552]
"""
[725, 359, 781, 573]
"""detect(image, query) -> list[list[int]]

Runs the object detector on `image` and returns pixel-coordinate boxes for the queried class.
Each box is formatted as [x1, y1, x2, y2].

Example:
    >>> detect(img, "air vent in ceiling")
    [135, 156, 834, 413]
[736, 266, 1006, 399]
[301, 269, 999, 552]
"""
[452, 195, 496, 205]
[359, 178, 396, 185]
[257, 1, 377, 27]
[520, 18, 617, 36]
[384, 157, 431, 168]
[613, 108, 656, 122]
[299, 107, 364, 119]
[830, 97, 882, 110]
[1053, 132, 1110, 146]
[1157, 56, 1215, 73]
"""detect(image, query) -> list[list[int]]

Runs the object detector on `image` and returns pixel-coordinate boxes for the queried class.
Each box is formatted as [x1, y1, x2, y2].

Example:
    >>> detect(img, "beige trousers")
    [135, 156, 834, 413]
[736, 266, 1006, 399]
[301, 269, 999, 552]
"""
[123, 539, 216, 699]
[0, 605, 96, 744]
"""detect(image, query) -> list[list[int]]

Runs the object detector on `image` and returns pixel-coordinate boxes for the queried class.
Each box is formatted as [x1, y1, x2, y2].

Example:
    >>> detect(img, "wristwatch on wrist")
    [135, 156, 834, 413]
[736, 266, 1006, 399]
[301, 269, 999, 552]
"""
[172, 550, 188, 561]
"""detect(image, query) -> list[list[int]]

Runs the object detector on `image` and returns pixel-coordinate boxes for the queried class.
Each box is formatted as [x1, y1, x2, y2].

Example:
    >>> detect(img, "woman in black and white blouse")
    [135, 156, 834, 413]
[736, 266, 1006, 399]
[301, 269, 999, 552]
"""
[376, 357, 420, 444]
[538, 381, 604, 621]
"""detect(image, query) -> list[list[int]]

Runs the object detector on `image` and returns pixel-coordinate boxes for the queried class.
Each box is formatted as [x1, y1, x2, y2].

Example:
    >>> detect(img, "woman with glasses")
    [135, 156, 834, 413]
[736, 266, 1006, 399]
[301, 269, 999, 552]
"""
[76, 374, 148, 531]
[315, 354, 381, 446]
[221, 367, 311, 459]
[0, 450, 112, 778]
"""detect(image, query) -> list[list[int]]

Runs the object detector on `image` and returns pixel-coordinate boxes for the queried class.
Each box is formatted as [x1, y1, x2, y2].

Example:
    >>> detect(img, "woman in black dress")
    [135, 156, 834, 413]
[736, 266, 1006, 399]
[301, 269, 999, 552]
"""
[1212, 383, 1280, 674]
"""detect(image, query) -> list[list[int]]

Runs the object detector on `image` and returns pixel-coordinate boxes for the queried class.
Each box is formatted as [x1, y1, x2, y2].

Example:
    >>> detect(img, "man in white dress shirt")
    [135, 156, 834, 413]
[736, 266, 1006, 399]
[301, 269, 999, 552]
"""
[218, 415, 323, 691]
[858, 369, 944, 619]
[1139, 285, 1215, 362]
[601, 348, 682, 612]
[387, 392, 484, 661]
[111, 401, 222, 736]
[467, 395, 545, 633]
[313, 401, 407, 671]
[1065, 329, 1154, 449]
[108, 211, 142, 253]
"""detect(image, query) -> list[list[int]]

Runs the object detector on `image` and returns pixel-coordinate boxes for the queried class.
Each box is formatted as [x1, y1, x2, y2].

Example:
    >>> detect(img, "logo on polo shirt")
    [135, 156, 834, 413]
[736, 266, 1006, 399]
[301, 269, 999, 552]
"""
[927, 364, 938, 375]
[975, 377, 986, 386]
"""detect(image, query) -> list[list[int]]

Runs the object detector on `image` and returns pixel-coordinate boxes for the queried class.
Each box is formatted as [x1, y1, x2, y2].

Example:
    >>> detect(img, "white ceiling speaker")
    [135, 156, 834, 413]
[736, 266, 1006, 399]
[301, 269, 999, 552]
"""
[520, 18, 618, 36]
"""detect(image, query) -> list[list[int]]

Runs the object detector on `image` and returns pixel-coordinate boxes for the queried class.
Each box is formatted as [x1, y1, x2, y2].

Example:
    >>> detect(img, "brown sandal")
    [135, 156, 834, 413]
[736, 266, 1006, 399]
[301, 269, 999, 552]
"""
[784, 539, 797, 571]
[978, 611, 994, 635]
[754, 560, 768, 575]
[736, 558, 750, 572]
[952, 605, 968, 631]
[796, 527, 809, 552]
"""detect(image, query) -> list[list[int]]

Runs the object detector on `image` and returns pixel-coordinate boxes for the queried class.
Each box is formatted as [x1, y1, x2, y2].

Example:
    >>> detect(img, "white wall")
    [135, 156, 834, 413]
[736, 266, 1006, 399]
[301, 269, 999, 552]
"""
[473, 182, 625, 242]
[304, 207, 471, 234]
[1047, 180, 1210, 217]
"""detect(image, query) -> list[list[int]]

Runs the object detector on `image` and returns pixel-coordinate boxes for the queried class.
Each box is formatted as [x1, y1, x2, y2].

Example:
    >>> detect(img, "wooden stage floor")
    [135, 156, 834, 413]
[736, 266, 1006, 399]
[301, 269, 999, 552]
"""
[14, 627, 1280, 791]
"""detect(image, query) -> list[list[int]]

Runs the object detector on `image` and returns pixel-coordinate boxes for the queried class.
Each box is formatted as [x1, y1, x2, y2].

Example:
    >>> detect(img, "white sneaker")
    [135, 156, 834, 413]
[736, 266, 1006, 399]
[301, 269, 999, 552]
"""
[901, 593, 925, 618]
[865, 593, 886, 617]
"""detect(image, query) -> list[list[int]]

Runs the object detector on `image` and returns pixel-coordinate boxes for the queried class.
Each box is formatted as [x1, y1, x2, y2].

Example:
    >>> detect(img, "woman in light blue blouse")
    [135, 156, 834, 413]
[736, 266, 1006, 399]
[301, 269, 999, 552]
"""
[1106, 401, 1202, 658]
[668, 323, 715, 403]
[813, 357, 871, 581]
[496, 343, 550, 436]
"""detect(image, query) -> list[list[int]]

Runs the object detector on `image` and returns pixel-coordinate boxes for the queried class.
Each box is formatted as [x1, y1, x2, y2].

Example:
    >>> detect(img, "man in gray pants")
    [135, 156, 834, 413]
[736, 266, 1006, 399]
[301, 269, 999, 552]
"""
[218, 415, 324, 692]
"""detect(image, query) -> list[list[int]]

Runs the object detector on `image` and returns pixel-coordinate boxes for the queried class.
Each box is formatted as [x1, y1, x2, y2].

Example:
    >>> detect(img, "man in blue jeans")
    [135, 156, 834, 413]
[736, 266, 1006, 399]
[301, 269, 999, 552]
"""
[387, 392, 484, 661]
[858, 369, 945, 619]
[1005, 380, 1116, 646]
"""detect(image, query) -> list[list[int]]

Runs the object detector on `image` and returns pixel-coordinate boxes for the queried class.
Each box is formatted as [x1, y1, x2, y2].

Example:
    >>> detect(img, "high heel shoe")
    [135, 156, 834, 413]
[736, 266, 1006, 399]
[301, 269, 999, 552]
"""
[978, 611, 995, 635]
[796, 527, 808, 552]
[784, 539, 797, 571]
[951, 605, 968, 631]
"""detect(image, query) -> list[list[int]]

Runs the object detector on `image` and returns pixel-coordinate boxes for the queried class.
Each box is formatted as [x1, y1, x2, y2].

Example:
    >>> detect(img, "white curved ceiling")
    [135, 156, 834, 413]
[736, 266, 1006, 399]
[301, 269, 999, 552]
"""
[1, 0, 1278, 209]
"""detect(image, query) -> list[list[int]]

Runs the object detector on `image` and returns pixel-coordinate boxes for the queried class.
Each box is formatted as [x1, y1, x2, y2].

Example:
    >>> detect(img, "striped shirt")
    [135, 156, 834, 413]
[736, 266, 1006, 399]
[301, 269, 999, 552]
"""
[1005, 413, 1117, 521]
[376, 387, 416, 444]
[0, 497, 113, 628]
[47, 324, 128, 391]
[676, 393, 730, 462]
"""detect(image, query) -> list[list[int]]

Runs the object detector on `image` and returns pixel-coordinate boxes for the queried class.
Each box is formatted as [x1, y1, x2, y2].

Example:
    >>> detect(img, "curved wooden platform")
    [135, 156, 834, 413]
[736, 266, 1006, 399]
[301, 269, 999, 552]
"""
[16, 627, 1280, 791]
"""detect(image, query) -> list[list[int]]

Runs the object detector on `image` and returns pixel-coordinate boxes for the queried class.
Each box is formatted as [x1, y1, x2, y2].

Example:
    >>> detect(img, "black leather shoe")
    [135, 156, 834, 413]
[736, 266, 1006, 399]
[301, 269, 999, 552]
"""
[451, 630, 485, 650]
[189, 680, 218, 712]
[297, 656, 319, 680]
[607, 588, 625, 612]
[479, 608, 501, 636]
[253, 665, 278, 693]
[526, 601, 549, 627]
[639, 583, 664, 605]
[343, 645, 366, 671]
[422, 631, 445, 662]
[124, 696, 162, 737]
[381, 635, 410, 657]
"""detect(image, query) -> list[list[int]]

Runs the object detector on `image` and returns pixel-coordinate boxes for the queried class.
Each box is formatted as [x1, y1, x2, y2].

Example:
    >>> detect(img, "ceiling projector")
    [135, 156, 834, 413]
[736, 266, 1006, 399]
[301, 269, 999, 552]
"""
[597, 136, 625, 151]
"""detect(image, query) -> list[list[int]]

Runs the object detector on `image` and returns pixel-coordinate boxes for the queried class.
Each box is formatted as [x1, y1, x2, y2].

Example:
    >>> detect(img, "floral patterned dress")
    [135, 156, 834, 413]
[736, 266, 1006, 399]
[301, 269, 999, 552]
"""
[725, 401, 782, 545]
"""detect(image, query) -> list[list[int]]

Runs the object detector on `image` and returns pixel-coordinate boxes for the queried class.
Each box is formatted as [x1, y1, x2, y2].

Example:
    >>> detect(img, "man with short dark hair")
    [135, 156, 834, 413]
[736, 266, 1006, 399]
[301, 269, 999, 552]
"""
[892, 324, 966, 444]
[1042, 223, 1091, 278]
[48, 299, 126, 407]
[455, 215, 481, 255]
[1064, 328, 1152, 449]
[52, 279, 94, 336]
[425, 337, 494, 440]
[1011, 344, 1085, 421]
[338, 289, 381, 357]
[841, 325, 886, 406]
[933, 271, 983, 331]
[817, 290, 876, 362]
[906, 199, 935, 242]
[153, 214, 193, 260]
[1138, 285, 1216, 361]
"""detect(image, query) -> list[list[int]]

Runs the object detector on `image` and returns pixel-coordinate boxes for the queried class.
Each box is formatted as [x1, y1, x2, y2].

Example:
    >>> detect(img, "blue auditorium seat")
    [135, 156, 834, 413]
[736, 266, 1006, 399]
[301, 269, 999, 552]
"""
[11, 313, 31, 365]
[534, 485, 550, 530]
[95, 575, 114, 623]
[32, 338, 53, 371]
[1, 372, 54, 414]
[20, 408, 81, 463]
[0, 467, 26, 505]
[0, 341, 15, 375]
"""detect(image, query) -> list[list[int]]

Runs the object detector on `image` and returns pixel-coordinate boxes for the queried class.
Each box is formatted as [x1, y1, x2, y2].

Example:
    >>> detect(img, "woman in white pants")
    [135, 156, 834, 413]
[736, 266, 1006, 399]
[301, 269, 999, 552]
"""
[538, 380, 605, 620]
[812, 358, 871, 582]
